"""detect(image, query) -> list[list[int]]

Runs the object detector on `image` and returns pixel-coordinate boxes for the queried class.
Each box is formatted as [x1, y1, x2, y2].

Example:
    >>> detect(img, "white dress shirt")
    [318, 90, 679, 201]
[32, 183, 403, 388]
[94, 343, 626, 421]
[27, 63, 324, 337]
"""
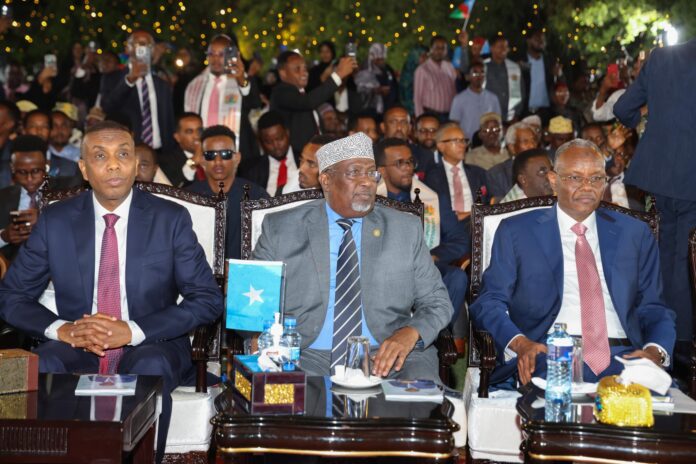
[181, 150, 197, 182]
[44, 191, 146, 345]
[125, 74, 162, 150]
[199, 73, 251, 128]
[265, 147, 299, 196]
[442, 158, 473, 213]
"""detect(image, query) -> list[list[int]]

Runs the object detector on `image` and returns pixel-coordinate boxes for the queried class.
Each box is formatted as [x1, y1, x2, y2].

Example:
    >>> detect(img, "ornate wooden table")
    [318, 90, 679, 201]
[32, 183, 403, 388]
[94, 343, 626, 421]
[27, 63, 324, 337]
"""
[212, 376, 459, 463]
[0, 373, 162, 464]
[517, 385, 696, 463]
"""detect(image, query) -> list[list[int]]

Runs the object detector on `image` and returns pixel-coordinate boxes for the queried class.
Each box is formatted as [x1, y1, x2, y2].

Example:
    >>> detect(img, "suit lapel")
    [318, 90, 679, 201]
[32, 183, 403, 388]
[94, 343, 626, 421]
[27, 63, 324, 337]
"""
[596, 209, 619, 298]
[306, 201, 330, 312]
[125, 189, 153, 313]
[532, 207, 564, 300]
[71, 193, 96, 309]
[360, 208, 384, 313]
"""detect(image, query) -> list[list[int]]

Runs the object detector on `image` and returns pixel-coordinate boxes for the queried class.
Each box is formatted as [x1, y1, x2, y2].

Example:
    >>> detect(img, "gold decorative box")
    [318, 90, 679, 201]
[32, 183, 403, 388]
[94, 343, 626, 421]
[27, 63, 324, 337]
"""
[594, 375, 653, 427]
[231, 355, 305, 415]
[0, 391, 38, 419]
[0, 349, 39, 394]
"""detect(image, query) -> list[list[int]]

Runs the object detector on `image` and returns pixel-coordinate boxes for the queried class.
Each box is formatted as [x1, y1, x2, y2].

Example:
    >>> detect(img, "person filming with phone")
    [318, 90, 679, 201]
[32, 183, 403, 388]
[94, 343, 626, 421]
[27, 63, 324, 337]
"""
[99, 30, 175, 152]
[0, 135, 47, 262]
[184, 34, 263, 162]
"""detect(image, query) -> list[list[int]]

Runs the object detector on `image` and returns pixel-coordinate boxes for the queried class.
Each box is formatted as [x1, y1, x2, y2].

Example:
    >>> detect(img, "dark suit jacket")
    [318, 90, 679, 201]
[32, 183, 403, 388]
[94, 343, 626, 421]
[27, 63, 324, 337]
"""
[238, 151, 301, 191]
[159, 146, 192, 188]
[270, 80, 339, 155]
[0, 188, 222, 371]
[613, 39, 696, 201]
[0, 184, 21, 261]
[486, 158, 513, 200]
[423, 161, 490, 206]
[100, 70, 176, 151]
[187, 178, 268, 259]
[47, 154, 83, 186]
[469, 206, 676, 383]
[519, 52, 559, 114]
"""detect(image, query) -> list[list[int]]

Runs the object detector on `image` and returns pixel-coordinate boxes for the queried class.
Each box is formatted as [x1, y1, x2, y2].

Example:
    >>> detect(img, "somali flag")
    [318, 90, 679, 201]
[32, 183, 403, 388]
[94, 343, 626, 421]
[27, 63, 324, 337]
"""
[449, 0, 475, 19]
[226, 259, 285, 332]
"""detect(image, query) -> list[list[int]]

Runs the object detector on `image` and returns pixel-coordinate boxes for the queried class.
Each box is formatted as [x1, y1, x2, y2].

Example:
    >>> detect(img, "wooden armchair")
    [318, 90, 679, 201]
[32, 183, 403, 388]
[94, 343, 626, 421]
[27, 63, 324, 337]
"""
[238, 186, 458, 385]
[468, 195, 659, 397]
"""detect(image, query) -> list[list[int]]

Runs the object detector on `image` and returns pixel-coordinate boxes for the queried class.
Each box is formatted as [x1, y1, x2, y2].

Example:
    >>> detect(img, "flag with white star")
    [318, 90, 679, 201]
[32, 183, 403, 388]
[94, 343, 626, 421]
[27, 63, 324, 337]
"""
[226, 259, 285, 331]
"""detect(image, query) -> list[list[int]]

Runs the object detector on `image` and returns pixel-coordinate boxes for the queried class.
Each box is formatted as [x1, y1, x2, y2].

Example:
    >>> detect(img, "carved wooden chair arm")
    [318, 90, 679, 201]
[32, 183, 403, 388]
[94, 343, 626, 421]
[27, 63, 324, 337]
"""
[436, 328, 459, 367]
[191, 319, 220, 393]
[473, 329, 497, 398]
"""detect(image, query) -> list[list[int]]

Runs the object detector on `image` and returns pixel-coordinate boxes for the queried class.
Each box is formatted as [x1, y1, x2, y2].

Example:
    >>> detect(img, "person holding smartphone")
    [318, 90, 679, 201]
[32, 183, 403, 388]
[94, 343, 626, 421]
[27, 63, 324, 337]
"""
[99, 30, 175, 152]
[0, 135, 47, 262]
[184, 34, 262, 161]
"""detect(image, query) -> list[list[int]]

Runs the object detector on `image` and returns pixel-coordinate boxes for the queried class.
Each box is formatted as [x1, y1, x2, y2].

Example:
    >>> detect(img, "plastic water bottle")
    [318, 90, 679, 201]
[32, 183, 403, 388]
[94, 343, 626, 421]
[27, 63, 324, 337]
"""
[545, 322, 573, 422]
[280, 317, 301, 371]
[257, 319, 274, 354]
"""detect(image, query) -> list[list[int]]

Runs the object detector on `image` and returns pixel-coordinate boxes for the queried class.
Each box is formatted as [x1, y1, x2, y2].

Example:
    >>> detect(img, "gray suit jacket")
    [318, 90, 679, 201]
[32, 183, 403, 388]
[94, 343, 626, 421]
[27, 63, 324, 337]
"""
[252, 199, 453, 349]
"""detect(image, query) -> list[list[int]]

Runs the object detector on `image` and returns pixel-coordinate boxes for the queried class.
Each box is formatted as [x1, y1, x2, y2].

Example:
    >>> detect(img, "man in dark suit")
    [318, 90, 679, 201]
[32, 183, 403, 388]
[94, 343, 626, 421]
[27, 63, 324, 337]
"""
[238, 110, 299, 196]
[613, 39, 696, 349]
[0, 122, 222, 462]
[0, 100, 20, 188]
[518, 29, 562, 123]
[424, 122, 489, 216]
[470, 139, 675, 386]
[270, 50, 356, 155]
[486, 121, 539, 201]
[159, 112, 203, 188]
[0, 135, 46, 262]
[375, 138, 469, 323]
[100, 30, 175, 152]
[253, 132, 452, 381]
[187, 125, 267, 259]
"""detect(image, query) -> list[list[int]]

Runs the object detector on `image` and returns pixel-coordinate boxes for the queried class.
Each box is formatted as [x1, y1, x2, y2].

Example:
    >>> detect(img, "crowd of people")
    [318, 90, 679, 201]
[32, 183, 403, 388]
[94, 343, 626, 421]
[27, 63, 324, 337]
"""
[0, 22, 694, 462]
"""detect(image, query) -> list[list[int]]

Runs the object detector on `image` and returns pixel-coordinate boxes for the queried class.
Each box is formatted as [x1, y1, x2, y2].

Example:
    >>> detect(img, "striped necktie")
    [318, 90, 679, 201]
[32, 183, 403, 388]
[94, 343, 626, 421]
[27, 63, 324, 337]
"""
[140, 79, 153, 146]
[330, 219, 363, 370]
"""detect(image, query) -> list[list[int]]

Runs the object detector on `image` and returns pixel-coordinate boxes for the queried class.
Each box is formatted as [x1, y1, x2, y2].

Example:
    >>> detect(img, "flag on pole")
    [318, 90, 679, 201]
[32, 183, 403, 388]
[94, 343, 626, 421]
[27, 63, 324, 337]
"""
[449, 0, 476, 19]
[226, 259, 285, 332]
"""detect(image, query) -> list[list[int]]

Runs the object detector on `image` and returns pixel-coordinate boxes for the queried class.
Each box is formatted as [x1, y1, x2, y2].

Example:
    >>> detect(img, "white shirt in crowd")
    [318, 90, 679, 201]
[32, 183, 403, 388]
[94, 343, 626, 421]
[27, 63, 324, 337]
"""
[266, 146, 300, 196]
[442, 158, 473, 213]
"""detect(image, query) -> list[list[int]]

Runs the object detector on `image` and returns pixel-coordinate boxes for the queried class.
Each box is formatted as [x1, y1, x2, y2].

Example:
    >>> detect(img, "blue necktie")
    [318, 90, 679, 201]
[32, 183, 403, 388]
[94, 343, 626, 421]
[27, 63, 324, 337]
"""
[331, 219, 363, 370]
[140, 79, 153, 146]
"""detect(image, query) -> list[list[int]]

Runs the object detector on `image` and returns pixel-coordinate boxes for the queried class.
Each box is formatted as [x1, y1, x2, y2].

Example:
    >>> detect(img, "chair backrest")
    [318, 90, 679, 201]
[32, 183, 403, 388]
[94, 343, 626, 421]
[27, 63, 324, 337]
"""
[468, 195, 659, 366]
[40, 181, 227, 275]
[240, 187, 423, 259]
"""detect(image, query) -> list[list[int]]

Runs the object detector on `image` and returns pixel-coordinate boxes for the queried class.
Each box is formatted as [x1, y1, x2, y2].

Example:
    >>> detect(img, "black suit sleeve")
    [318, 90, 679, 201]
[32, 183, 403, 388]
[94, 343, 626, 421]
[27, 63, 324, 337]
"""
[272, 80, 339, 111]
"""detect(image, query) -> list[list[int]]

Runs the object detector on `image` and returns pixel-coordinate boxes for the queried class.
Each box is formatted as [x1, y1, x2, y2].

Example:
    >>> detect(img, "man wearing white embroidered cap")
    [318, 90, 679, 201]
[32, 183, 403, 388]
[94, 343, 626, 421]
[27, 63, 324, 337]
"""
[253, 132, 453, 381]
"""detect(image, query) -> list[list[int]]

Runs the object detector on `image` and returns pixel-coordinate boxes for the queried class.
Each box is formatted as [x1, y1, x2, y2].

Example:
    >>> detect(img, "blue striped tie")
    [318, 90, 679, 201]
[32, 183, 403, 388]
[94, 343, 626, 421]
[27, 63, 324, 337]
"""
[140, 80, 153, 146]
[331, 219, 363, 370]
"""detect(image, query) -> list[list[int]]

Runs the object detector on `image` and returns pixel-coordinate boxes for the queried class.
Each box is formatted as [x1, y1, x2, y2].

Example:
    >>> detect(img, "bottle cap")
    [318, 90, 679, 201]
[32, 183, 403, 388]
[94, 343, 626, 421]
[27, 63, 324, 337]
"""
[284, 317, 297, 327]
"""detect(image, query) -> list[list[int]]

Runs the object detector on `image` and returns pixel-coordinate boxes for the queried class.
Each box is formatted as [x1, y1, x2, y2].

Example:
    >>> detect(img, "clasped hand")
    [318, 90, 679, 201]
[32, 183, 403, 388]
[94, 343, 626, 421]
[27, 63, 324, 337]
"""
[57, 313, 132, 356]
[371, 326, 420, 377]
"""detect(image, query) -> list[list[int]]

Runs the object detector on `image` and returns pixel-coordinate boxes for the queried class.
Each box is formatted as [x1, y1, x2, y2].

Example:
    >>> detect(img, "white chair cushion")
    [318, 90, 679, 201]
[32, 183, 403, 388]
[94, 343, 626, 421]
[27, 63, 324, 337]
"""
[250, 199, 314, 251]
[464, 367, 523, 463]
[165, 385, 222, 453]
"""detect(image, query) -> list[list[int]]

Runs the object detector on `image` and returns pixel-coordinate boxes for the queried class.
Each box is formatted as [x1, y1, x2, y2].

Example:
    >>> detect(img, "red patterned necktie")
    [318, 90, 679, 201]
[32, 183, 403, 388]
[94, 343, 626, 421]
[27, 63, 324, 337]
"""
[451, 165, 466, 213]
[98, 213, 123, 374]
[277, 158, 287, 191]
[571, 222, 611, 375]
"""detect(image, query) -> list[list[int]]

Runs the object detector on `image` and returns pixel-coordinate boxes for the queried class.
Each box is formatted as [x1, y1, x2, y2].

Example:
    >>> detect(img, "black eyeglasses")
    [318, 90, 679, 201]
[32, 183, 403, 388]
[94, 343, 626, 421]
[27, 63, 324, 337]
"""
[203, 149, 235, 161]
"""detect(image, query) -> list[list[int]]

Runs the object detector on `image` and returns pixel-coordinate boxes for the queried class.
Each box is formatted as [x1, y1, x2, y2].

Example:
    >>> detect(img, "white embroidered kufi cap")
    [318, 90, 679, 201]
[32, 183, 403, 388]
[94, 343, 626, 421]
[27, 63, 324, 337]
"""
[316, 132, 374, 173]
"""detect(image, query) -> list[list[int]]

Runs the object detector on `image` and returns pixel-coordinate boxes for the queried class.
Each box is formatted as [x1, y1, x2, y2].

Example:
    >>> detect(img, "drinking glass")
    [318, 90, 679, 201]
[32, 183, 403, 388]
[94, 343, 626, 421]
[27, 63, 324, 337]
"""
[344, 336, 371, 378]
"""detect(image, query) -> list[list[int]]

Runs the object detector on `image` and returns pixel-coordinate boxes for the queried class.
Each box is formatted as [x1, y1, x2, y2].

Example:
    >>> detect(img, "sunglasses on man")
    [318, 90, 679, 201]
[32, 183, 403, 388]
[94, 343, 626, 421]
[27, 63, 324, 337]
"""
[203, 149, 236, 161]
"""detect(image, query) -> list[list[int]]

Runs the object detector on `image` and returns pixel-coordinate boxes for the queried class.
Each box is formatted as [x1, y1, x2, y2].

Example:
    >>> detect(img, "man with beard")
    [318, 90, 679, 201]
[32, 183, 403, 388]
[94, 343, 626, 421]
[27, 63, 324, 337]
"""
[414, 113, 439, 157]
[253, 132, 452, 380]
[375, 138, 469, 323]
[187, 125, 267, 259]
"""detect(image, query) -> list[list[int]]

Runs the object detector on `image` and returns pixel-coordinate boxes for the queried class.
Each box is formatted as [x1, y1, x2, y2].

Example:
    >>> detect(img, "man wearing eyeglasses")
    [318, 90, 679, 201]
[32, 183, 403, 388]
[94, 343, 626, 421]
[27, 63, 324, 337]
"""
[253, 132, 453, 381]
[466, 113, 509, 170]
[187, 125, 267, 260]
[0, 135, 46, 261]
[375, 138, 469, 324]
[470, 139, 675, 387]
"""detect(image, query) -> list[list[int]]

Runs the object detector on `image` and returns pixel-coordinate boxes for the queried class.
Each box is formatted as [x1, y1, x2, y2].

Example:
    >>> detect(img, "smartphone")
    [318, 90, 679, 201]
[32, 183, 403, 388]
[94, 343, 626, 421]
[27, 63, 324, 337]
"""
[44, 54, 57, 71]
[224, 45, 239, 75]
[9, 210, 21, 224]
[134, 44, 152, 74]
[345, 42, 357, 58]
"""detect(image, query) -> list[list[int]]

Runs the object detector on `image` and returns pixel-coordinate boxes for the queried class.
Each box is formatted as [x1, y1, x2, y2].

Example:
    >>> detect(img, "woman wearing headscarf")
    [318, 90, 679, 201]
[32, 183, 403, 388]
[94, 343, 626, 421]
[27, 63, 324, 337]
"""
[354, 43, 399, 115]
